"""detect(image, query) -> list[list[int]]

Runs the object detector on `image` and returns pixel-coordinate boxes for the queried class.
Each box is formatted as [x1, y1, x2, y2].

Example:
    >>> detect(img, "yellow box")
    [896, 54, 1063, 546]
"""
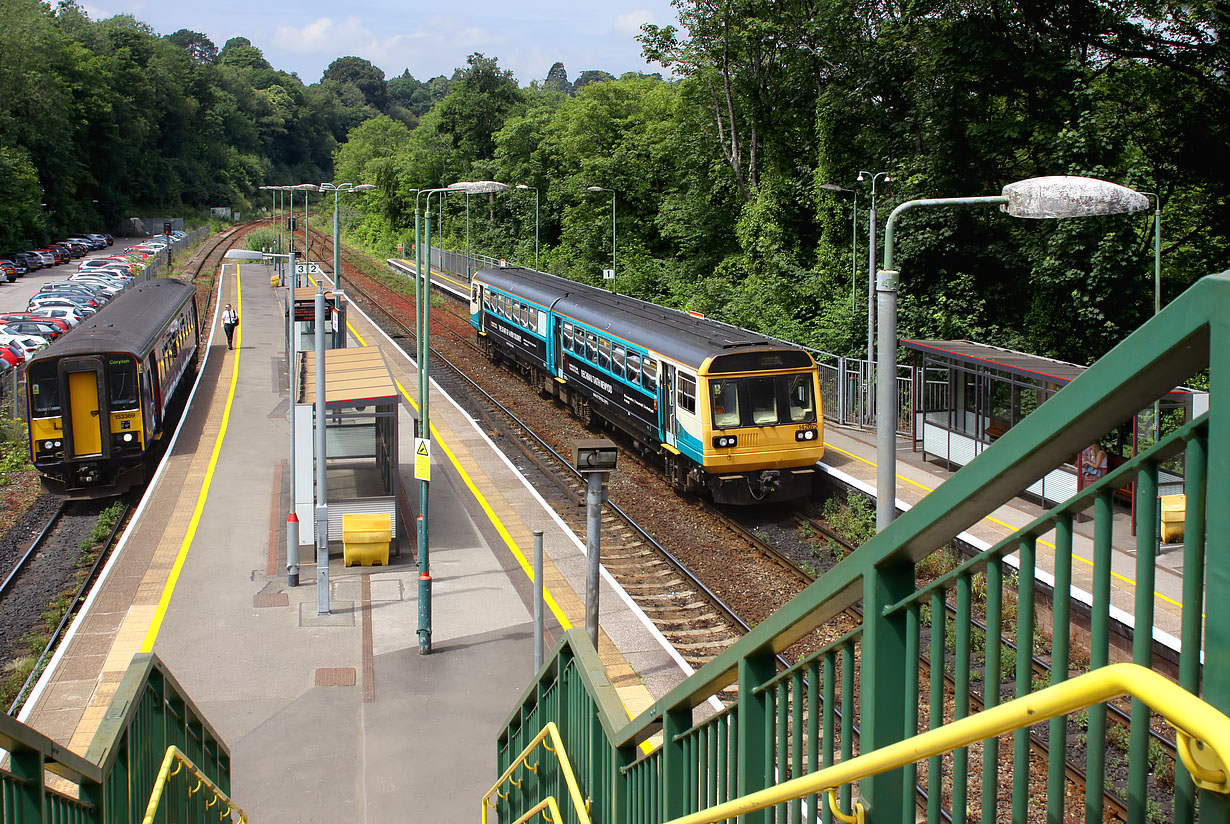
[1160, 494, 1185, 543]
[342, 513, 392, 566]
[270, 274, 280, 288]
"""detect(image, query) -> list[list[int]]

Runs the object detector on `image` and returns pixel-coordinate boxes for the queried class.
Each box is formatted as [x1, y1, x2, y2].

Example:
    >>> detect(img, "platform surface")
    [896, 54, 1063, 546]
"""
[20, 262, 690, 822]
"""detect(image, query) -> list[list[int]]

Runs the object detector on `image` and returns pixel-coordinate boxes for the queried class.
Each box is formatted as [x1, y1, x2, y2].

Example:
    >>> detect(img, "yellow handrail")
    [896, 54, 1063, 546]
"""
[482, 722, 591, 824]
[142, 745, 248, 824]
[663, 663, 1230, 824]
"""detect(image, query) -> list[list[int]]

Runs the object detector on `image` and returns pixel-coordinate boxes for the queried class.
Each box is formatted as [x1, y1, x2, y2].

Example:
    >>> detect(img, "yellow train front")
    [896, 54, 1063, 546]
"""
[26, 279, 199, 498]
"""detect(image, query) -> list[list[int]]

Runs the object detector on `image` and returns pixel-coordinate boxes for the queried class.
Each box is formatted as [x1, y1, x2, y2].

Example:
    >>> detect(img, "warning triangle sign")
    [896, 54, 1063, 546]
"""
[417, 441, 429, 456]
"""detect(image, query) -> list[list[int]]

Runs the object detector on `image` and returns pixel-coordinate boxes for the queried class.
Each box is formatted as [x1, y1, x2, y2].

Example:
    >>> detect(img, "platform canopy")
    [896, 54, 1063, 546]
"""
[298, 346, 398, 409]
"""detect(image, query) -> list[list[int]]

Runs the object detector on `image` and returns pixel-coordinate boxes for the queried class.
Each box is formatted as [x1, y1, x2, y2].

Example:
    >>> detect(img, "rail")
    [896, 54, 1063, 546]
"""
[660, 663, 1230, 824]
[142, 746, 247, 824]
[483, 722, 591, 824]
[493, 269, 1230, 824]
[0, 654, 232, 824]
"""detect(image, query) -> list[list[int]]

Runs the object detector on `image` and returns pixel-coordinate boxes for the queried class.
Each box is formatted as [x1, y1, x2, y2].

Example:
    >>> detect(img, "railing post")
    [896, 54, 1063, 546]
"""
[737, 651, 777, 824]
[1201, 310, 1230, 819]
[8, 744, 46, 822]
[860, 561, 914, 823]
[661, 706, 693, 820]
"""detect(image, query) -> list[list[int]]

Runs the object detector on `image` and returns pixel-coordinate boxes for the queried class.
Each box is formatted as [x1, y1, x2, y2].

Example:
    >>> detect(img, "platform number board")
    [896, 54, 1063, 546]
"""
[295, 262, 324, 275]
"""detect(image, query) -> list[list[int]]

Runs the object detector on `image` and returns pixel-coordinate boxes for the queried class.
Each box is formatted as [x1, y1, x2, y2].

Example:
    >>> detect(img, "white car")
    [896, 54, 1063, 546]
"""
[30, 306, 84, 326]
[0, 333, 48, 360]
[78, 258, 135, 274]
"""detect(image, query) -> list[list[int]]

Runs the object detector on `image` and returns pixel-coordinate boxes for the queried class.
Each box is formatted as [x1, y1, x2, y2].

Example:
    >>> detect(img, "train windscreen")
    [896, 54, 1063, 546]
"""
[710, 374, 816, 428]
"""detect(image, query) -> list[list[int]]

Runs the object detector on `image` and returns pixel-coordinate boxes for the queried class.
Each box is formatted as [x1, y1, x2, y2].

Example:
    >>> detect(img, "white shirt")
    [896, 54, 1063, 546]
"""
[223, 309, 238, 325]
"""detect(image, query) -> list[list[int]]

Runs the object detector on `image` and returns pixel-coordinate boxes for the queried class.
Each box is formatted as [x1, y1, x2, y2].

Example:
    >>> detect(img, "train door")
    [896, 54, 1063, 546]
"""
[661, 363, 678, 449]
[60, 357, 107, 459]
[470, 282, 482, 320]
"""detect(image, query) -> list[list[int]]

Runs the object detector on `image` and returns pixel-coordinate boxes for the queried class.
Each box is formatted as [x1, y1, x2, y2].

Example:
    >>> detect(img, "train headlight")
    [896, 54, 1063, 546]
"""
[43, 440, 53, 450]
[796, 429, 818, 442]
[712, 435, 738, 448]
[123, 433, 134, 442]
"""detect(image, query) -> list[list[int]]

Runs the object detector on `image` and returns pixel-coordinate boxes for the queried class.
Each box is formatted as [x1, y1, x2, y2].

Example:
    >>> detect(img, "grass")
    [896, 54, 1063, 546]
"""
[0, 416, 32, 485]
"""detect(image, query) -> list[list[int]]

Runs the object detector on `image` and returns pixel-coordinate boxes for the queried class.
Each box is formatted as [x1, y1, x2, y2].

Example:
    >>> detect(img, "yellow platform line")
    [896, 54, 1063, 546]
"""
[824, 439, 1185, 610]
[140, 267, 244, 653]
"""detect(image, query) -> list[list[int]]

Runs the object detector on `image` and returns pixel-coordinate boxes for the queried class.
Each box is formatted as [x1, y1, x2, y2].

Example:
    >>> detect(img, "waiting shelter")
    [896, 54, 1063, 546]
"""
[902, 338, 1206, 506]
[294, 345, 405, 553]
[292, 286, 347, 350]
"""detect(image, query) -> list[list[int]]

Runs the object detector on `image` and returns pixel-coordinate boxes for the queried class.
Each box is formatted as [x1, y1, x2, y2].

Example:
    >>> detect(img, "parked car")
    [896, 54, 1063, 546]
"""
[69, 273, 128, 291]
[28, 295, 99, 316]
[78, 257, 136, 275]
[12, 252, 42, 271]
[0, 260, 17, 283]
[68, 234, 105, 250]
[37, 246, 69, 265]
[1, 257, 29, 277]
[0, 345, 21, 368]
[49, 242, 83, 259]
[0, 313, 70, 336]
[27, 250, 55, 267]
[29, 306, 85, 327]
[0, 333, 48, 360]
[1, 324, 52, 345]
[37, 285, 108, 305]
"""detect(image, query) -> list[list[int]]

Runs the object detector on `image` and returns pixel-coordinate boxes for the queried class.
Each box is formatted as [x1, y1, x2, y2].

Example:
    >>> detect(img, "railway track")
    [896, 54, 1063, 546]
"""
[1, 500, 130, 714]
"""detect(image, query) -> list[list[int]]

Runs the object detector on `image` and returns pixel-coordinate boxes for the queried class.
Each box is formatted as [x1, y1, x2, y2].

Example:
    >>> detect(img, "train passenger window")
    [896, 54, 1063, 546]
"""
[598, 338, 611, 370]
[612, 344, 626, 379]
[537, 311, 546, 336]
[521, 305, 531, 328]
[484, 291, 493, 312]
[108, 359, 139, 410]
[711, 380, 740, 427]
[626, 352, 641, 384]
[586, 333, 597, 362]
[748, 377, 779, 425]
[786, 374, 816, 422]
[677, 373, 697, 415]
[643, 358, 658, 393]
[563, 323, 574, 351]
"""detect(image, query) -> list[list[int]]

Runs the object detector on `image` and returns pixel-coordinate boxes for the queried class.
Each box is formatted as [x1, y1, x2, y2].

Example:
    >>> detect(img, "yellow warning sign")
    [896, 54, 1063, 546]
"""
[414, 437, 431, 481]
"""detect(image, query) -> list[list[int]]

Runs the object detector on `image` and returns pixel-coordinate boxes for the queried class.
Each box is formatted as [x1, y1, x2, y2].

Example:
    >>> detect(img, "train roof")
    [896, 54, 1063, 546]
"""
[475, 267, 806, 370]
[28, 278, 195, 363]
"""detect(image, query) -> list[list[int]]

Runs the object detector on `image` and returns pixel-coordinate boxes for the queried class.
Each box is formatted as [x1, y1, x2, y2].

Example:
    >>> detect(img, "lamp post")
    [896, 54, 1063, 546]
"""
[585, 186, 616, 291]
[819, 184, 858, 310]
[294, 184, 318, 264]
[874, 175, 1149, 531]
[516, 184, 540, 271]
[1139, 192, 1163, 445]
[318, 182, 376, 296]
[858, 171, 891, 425]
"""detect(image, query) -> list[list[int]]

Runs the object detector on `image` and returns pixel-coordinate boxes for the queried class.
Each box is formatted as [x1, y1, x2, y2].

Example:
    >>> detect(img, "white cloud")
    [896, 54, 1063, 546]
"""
[614, 9, 657, 36]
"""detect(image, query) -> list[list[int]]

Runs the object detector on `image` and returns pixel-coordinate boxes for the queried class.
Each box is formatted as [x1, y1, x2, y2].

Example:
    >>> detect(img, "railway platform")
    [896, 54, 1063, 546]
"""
[15, 261, 694, 821]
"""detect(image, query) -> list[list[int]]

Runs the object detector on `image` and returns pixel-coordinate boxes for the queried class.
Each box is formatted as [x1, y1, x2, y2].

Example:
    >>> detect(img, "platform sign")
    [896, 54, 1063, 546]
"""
[295, 262, 323, 275]
[414, 438, 431, 481]
[602, 268, 614, 280]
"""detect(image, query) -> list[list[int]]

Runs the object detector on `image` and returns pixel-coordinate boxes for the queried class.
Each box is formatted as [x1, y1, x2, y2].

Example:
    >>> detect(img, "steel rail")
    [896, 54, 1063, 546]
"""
[0, 501, 68, 601]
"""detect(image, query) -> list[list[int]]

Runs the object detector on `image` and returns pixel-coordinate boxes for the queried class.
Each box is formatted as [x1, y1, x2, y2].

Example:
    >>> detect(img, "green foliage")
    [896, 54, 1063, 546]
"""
[244, 227, 276, 252]
[820, 493, 876, 548]
[0, 416, 32, 485]
[82, 501, 125, 550]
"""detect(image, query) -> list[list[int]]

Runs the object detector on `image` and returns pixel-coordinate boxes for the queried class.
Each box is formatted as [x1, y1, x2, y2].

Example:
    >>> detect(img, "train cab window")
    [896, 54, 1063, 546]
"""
[586, 332, 597, 362]
[612, 344, 626, 379]
[28, 365, 60, 415]
[597, 338, 611, 370]
[748, 377, 779, 424]
[626, 352, 642, 384]
[643, 358, 658, 393]
[786, 374, 816, 422]
[711, 380, 740, 427]
[108, 359, 139, 410]
[677, 373, 697, 415]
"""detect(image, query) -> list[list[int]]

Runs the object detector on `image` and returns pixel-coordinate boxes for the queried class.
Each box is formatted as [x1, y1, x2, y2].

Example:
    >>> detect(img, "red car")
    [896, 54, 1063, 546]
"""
[0, 312, 71, 334]
[38, 246, 70, 265]
[0, 344, 21, 367]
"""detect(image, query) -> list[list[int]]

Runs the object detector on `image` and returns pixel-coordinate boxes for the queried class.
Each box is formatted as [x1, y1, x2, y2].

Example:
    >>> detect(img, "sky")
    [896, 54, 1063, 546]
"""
[80, 1, 681, 86]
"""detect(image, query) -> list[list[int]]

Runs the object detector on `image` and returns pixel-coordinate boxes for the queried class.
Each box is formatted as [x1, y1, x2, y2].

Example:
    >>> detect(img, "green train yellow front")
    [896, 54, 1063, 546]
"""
[26, 279, 198, 497]
[470, 266, 823, 504]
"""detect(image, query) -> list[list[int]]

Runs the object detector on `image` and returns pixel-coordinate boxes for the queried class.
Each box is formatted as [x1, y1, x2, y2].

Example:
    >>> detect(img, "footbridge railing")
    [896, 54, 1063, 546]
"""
[1, 653, 233, 823]
[494, 271, 1230, 824]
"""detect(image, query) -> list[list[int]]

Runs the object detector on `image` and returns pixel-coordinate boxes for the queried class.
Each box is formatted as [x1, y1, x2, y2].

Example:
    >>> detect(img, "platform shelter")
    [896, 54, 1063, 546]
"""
[291, 285, 347, 350]
[294, 345, 405, 551]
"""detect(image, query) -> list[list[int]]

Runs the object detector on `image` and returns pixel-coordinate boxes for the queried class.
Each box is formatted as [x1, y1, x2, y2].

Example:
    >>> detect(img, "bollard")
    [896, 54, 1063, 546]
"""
[287, 512, 300, 587]
[533, 530, 544, 672]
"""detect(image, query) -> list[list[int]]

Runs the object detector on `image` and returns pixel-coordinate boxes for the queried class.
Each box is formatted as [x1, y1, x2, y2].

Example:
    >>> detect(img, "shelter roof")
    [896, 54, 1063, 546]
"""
[299, 346, 398, 408]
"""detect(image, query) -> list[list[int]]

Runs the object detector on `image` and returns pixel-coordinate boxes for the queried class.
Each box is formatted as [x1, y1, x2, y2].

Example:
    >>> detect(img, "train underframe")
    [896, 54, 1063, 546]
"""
[480, 333, 815, 505]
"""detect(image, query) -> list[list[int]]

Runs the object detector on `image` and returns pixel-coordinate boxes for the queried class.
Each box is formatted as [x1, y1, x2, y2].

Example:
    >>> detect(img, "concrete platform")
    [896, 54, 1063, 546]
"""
[19, 262, 692, 822]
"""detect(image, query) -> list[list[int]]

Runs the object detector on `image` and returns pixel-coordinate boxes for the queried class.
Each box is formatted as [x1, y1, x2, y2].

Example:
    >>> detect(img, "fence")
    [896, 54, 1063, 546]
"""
[493, 270, 1230, 824]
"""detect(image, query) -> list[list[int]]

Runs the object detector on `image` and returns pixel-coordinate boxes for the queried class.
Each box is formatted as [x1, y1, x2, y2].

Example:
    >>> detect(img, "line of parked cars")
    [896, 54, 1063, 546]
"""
[0, 230, 193, 373]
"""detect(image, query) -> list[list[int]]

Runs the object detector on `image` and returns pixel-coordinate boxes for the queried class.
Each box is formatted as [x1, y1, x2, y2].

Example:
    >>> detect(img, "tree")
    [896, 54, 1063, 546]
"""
[165, 29, 217, 64]
[321, 55, 388, 111]
[573, 70, 614, 90]
[436, 53, 524, 161]
[545, 61, 572, 94]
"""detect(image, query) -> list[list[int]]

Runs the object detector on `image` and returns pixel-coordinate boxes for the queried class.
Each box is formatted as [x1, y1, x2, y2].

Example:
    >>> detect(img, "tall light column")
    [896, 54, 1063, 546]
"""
[874, 176, 1149, 532]
[585, 186, 615, 291]
[858, 171, 891, 425]
[319, 182, 376, 297]
[516, 184, 539, 270]
[295, 184, 318, 264]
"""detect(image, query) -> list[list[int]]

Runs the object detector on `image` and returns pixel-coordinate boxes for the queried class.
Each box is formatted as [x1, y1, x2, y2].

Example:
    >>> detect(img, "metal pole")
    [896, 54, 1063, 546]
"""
[465, 192, 471, 280]
[585, 471, 604, 648]
[418, 194, 438, 654]
[304, 191, 310, 263]
[333, 188, 342, 296]
[852, 195, 858, 311]
[534, 188, 539, 271]
[610, 191, 616, 293]
[533, 530, 544, 671]
[314, 285, 330, 614]
[878, 195, 1008, 531]
[287, 249, 299, 585]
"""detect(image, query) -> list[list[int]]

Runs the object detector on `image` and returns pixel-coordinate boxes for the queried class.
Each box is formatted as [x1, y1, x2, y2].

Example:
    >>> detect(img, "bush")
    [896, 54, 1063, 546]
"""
[244, 227, 276, 253]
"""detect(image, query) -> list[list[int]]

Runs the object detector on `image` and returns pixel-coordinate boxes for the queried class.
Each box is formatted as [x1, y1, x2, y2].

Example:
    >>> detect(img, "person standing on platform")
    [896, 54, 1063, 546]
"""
[222, 303, 239, 350]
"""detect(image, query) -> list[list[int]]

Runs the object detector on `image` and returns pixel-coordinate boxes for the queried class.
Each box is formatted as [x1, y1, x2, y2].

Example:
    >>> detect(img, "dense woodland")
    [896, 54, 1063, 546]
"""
[2, 0, 1228, 363]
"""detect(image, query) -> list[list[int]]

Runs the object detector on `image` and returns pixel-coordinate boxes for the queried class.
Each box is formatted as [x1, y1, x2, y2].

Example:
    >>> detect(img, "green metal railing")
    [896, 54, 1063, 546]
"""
[495, 271, 1230, 824]
[1, 654, 232, 823]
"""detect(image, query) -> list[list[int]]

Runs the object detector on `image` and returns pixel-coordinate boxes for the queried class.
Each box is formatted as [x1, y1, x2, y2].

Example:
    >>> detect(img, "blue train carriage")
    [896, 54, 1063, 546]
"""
[471, 267, 823, 505]
[26, 279, 199, 497]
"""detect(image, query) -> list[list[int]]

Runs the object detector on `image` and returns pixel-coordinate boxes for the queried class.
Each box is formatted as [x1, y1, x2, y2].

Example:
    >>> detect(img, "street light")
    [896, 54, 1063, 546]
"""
[585, 186, 616, 291]
[318, 182, 376, 296]
[858, 171, 891, 425]
[516, 184, 540, 271]
[1139, 191, 1163, 445]
[818, 184, 858, 310]
[873, 175, 1149, 531]
[295, 184, 319, 262]
[449, 180, 511, 278]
